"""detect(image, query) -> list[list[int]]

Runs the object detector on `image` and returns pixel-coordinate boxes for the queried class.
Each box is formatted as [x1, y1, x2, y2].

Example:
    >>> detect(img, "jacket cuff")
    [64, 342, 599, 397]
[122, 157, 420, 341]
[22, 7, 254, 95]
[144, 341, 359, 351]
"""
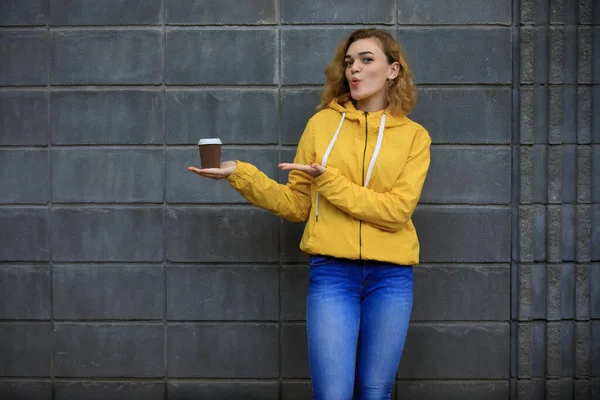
[226, 161, 254, 188]
[314, 166, 339, 189]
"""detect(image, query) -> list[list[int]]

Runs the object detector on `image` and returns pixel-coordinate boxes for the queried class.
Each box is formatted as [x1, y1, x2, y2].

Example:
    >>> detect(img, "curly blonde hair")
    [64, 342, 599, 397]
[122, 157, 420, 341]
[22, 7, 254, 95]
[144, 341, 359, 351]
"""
[318, 29, 416, 116]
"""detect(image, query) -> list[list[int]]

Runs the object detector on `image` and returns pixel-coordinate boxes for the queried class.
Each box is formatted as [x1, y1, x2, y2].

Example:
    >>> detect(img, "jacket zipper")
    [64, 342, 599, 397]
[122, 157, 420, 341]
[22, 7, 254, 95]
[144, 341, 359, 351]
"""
[360, 111, 368, 259]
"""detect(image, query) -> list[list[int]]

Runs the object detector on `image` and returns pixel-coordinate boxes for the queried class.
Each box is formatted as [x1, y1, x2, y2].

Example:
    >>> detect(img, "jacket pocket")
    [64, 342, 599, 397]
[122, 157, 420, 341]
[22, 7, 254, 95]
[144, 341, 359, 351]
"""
[308, 254, 333, 266]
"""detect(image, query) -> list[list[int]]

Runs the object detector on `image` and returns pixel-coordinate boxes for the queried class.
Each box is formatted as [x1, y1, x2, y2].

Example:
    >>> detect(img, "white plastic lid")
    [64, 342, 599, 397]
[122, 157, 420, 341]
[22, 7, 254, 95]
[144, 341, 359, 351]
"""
[198, 138, 222, 145]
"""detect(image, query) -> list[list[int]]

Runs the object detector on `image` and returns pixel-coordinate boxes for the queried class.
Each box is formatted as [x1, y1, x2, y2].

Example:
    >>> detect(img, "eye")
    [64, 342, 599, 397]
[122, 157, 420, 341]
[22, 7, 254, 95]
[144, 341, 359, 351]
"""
[344, 60, 353, 67]
[363, 57, 373, 63]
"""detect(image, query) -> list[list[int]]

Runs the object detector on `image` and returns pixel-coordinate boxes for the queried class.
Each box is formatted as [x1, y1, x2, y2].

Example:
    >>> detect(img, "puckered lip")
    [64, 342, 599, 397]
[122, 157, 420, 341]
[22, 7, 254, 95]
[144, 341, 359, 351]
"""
[351, 77, 361, 83]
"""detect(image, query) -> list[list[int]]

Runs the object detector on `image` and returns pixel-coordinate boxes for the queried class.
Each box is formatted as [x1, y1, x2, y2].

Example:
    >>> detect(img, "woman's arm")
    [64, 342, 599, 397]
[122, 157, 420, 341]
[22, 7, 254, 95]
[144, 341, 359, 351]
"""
[189, 121, 315, 222]
[313, 129, 431, 232]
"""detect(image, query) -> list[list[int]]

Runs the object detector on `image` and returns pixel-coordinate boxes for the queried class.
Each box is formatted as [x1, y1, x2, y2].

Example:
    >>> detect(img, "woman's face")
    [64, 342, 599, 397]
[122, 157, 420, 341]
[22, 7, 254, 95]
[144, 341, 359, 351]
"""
[344, 38, 399, 112]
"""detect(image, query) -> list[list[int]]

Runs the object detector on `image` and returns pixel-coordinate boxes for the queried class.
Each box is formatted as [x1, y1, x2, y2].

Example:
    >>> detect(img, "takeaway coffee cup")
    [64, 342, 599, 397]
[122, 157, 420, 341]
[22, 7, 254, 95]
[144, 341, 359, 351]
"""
[198, 138, 222, 169]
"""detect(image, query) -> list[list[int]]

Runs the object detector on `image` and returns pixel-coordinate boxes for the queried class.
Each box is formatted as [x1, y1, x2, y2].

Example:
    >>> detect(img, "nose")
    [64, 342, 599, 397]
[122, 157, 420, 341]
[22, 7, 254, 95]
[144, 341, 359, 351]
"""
[350, 59, 360, 73]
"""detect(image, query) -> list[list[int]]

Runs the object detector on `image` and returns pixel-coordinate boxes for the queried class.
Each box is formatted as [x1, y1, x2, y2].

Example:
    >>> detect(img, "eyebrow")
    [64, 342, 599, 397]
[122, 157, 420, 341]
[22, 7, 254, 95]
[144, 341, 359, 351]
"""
[344, 51, 375, 58]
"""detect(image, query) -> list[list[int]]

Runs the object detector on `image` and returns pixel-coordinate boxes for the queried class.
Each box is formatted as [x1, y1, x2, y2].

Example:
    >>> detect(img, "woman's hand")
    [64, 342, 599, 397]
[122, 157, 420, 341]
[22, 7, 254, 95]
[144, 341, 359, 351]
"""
[188, 161, 237, 180]
[278, 162, 326, 178]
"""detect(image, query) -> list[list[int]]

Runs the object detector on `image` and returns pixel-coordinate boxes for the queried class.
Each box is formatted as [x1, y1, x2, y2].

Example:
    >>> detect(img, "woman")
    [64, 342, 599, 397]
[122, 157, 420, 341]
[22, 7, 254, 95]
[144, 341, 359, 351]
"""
[189, 29, 431, 400]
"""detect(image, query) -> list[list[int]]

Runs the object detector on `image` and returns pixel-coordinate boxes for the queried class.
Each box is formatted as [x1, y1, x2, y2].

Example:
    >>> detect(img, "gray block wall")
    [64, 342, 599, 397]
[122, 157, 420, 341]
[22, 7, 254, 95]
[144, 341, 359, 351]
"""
[0, 0, 597, 399]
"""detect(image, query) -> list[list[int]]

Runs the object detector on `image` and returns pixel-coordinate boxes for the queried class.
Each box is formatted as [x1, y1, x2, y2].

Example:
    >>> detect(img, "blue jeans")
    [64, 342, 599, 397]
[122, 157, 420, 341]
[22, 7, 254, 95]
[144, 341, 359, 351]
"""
[306, 255, 413, 400]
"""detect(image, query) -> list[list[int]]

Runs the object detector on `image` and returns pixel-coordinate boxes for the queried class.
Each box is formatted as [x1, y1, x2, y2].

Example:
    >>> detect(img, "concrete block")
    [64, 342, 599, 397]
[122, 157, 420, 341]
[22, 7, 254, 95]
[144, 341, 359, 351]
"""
[281, 89, 321, 146]
[397, 0, 510, 24]
[165, 90, 278, 145]
[280, 219, 309, 263]
[411, 265, 510, 321]
[520, 147, 533, 203]
[532, 145, 548, 203]
[50, 90, 163, 145]
[282, 0, 395, 24]
[592, 205, 600, 261]
[578, 27, 592, 84]
[281, 382, 312, 400]
[594, 87, 600, 144]
[54, 323, 163, 377]
[576, 322, 590, 377]
[420, 146, 511, 204]
[562, 205, 577, 261]
[575, 380, 591, 400]
[578, 86, 592, 144]
[578, 145, 592, 203]
[166, 266, 278, 320]
[411, 88, 511, 144]
[50, 30, 162, 84]
[51, 149, 163, 203]
[166, 30, 276, 84]
[168, 381, 278, 400]
[167, 0, 276, 25]
[0, 208, 49, 261]
[531, 263, 547, 319]
[549, 28, 564, 84]
[549, 88, 563, 144]
[532, 205, 547, 262]
[518, 323, 533, 378]
[281, 265, 308, 321]
[547, 206, 562, 262]
[550, 0, 579, 24]
[520, 0, 535, 24]
[395, 381, 509, 400]
[53, 265, 163, 320]
[591, 263, 600, 319]
[165, 207, 279, 262]
[0, 266, 50, 319]
[0, 150, 48, 204]
[50, 0, 161, 26]
[0, 31, 46, 85]
[167, 324, 278, 378]
[577, 205, 592, 262]
[281, 29, 356, 85]
[560, 145, 578, 203]
[0, 91, 48, 146]
[520, 28, 534, 84]
[578, 0, 595, 24]
[54, 381, 164, 400]
[519, 265, 533, 321]
[531, 321, 547, 377]
[52, 208, 163, 262]
[0, 0, 46, 25]
[520, 206, 534, 262]
[592, 321, 600, 376]
[397, 323, 510, 379]
[0, 381, 51, 400]
[0, 323, 51, 376]
[412, 206, 511, 262]
[591, 146, 599, 202]
[281, 323, 309, 378]
[561, 321, 576, 377]
[594, 28, 600, 84]
[167, 148, 278, 203]
[520, 89, 534, 144]
[546, 323, 561, 377]
[399, 28, 511, 84]
[560, 264, 576, 320]
[576, 264, 590, 320]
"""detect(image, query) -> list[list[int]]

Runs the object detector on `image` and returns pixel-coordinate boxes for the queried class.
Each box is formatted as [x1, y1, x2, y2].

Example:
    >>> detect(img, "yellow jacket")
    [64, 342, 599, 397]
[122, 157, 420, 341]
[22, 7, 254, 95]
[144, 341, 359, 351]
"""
[227, 99, 431, 266]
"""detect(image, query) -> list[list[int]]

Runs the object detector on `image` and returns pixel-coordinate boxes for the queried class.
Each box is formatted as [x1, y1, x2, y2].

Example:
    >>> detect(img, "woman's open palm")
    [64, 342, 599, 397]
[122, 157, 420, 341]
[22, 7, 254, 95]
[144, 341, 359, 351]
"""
[188, 161, 237, 180]
[278, 162, 326, 177]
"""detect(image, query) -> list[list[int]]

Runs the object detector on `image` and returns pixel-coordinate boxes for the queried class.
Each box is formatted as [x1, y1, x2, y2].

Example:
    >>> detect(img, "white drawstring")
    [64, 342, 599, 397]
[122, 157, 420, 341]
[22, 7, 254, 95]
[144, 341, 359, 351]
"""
[365, 113, 386, 187]
[315, 112, 386, 221]
[316, 113, 345, 221]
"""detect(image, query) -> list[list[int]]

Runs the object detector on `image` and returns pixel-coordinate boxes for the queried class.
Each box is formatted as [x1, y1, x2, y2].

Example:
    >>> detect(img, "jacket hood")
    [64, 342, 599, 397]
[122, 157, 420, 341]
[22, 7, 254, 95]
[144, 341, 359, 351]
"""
[327, 98, 411, 128]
